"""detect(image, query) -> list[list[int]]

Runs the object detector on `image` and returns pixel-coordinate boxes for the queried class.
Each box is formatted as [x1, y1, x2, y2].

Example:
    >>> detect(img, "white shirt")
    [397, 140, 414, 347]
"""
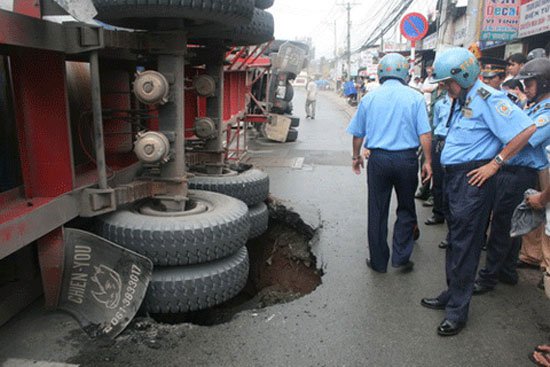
[306, 81, 318, 101]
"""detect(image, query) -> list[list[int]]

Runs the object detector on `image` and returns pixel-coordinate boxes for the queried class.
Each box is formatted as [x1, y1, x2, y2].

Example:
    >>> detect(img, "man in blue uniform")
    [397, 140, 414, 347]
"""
[420, 47, 536, 336]
[425, 87, 451, 228]
[474, 58, 550, 294]
[347, 53, 433, 274]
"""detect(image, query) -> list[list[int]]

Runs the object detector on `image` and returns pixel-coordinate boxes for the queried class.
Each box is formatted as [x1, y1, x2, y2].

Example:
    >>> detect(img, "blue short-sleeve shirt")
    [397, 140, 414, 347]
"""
[433, 95, 452, 137]
[441, 80, 534, 165]
[346, 79, 431, 150]
[508, 98, 550, 170]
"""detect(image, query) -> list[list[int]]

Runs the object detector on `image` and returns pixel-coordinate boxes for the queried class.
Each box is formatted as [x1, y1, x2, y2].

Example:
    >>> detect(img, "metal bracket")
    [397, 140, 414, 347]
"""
[79, 181, 170, 217]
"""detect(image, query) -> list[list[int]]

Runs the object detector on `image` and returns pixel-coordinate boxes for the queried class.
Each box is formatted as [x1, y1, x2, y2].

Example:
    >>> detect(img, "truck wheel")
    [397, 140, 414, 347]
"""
[255, 0, 274, 9]
[271, 99, 288, 114]
[97, 190, 250, 266]
[286, 128, 298, 142]
[145, 246, 249, 313]
[190, 8, 274, 46]
[92, 0, 255, 29]
[188, 167, 269, 206]
[248, 202, 268, 239]
[284, 82, 294, 101]
[289, 115, 300, 127]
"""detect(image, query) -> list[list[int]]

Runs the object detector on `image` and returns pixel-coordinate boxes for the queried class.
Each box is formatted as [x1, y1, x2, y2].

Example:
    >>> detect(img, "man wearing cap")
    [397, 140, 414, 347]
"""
[480, 57, 508, 90]
[420, 47, 536, 336]
[347, 53, 433, 274]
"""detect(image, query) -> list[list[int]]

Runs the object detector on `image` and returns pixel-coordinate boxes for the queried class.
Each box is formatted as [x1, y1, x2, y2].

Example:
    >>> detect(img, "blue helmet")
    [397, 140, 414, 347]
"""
[377, 53, 409, 82]
[432, 47, 480, 89]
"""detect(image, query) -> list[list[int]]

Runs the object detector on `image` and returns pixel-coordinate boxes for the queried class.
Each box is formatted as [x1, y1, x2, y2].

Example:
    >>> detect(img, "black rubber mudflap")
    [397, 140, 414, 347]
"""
[58, 228, 153, 339]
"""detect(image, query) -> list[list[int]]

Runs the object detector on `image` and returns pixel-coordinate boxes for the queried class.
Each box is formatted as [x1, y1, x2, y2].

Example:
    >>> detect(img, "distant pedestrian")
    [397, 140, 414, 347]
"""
[347, 53, 433, 274]
[305, 78, 318, 119]
[420, 47, 535, 337]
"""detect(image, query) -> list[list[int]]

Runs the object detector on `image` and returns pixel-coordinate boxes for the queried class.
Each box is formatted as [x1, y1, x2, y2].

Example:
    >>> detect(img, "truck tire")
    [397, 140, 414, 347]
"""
[289, 115, 300, 127]
[255, 0, 274, 9]
[188, 168, 269, 206]
[145, 246, 249, 313]
[286, 128, 298, 142]
[284, 82, 294, 101]
[271, 99, 288, 114]
[97, 190, 250, 266]
[190, 8, 274, 46]
[248, 202, 268, 239]
[92, 0, 255, 30]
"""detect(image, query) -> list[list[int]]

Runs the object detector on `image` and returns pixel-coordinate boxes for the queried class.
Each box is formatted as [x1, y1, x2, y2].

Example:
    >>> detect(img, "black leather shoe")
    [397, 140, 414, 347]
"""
[437, 319, 465, 336]
[366, 259, 387, 273]
[473, 282, 494, 295]
[438, 240, 448, 249]
[425, 215, 445, 225]
[420, 297, 445, 310]
[393, 261, 414, 273]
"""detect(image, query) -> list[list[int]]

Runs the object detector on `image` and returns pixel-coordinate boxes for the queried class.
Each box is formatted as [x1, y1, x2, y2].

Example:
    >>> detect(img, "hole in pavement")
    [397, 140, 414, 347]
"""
[66, 203, 323, 364]
[149, 201, 323, 326]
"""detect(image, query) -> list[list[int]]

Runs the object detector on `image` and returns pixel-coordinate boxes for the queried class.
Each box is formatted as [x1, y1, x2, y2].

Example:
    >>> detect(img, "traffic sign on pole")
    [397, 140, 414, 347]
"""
[399, 12, 429, 74]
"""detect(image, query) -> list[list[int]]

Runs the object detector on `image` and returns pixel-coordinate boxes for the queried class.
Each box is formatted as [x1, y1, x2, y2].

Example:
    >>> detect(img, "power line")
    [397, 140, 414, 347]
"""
[337, 1, 360, 76]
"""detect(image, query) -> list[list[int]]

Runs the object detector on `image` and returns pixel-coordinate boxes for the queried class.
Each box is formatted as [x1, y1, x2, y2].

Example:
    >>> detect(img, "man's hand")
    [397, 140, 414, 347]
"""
[467, 160, 500, 187]
[526, 192, 545, 210]
[352, 156, 364, 175]
[421, 161, 433, 184]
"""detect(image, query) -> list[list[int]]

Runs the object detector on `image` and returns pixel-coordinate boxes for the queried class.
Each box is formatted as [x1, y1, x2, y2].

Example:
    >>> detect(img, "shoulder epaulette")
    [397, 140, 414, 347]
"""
[477, 87, 491, 100]
[531, 103, 550, 115]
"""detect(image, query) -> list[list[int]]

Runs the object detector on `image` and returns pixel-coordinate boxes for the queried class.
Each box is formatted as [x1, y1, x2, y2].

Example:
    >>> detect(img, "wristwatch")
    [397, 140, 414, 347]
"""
[494, 154, 505, 166]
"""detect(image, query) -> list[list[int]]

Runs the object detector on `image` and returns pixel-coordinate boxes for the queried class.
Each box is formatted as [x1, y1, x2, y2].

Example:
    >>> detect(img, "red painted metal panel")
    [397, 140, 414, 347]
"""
[11, 49, 74, 198]
[13, 0, 40, 18]
[9, 49, 73, 307]
[37, 228, 64, 308]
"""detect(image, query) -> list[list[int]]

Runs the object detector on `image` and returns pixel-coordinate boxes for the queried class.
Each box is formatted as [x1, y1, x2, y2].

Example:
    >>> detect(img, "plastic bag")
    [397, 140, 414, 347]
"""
[510, 189, 546, 238]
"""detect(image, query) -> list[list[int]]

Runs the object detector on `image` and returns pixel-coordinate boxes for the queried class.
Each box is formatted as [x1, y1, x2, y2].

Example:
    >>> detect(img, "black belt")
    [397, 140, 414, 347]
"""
[501, 165, 538, 175]
[368, 148, 417, 154]
[443, 160, 491, 174]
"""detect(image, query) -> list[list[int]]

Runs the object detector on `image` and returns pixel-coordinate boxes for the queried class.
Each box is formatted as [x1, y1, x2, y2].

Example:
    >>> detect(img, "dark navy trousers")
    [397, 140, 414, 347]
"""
[478, 166, 538, 287]
[437, 161, 495, 323]
[367, 149, 418, 272]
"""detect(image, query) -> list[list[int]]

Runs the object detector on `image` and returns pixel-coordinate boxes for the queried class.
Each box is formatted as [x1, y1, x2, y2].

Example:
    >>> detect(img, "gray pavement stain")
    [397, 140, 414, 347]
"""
[0, 89, 548, 367]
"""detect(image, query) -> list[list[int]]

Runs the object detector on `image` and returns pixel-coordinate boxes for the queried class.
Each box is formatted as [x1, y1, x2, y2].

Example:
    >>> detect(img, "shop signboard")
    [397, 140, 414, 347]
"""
[480, 0, 521, 41]
[519, 0, 550, 38]
[421, 32, 438, 50]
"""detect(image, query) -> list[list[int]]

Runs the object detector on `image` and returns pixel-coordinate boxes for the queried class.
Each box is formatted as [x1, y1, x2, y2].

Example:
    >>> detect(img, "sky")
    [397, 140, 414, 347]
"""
[269, 0, 438, 59]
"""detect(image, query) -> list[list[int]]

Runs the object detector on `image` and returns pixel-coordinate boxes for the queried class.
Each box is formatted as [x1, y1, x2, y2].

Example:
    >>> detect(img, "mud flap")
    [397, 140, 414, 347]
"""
[58, 228, 153, 339]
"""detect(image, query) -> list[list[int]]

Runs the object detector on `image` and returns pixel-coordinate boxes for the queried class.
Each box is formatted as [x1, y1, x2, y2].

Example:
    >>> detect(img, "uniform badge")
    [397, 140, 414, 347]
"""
[536, 115, 549, 127]
[496, 101, 512, 117]
[462, 107, 473, 118]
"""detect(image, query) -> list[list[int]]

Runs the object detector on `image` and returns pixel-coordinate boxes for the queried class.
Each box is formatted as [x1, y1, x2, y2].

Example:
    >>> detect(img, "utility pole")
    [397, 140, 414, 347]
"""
[334, 20, 337, 59]
[338, 2, 359, 78]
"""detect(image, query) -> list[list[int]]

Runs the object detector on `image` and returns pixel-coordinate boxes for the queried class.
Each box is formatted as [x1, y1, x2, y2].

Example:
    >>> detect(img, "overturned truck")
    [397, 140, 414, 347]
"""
[0, 0, 276, 337]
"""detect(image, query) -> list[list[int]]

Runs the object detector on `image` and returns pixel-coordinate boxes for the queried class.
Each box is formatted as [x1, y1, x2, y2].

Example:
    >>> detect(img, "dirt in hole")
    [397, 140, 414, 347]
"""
[152, 202, 323, 326]
[66, 203, 322, 365]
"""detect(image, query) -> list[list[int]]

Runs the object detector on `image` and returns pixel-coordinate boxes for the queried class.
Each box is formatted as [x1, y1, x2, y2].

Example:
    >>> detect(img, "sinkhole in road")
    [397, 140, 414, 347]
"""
[150, 201, 323, 326]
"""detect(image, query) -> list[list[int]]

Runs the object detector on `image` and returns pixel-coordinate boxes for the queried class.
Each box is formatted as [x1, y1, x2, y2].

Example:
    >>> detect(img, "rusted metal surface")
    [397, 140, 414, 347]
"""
[37, 228, 64, 307]
[0, 195, 79, 260]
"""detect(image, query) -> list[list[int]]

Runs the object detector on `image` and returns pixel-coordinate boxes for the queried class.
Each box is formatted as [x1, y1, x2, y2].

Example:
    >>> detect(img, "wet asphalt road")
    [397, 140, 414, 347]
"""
[0, 89, 549, 367]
